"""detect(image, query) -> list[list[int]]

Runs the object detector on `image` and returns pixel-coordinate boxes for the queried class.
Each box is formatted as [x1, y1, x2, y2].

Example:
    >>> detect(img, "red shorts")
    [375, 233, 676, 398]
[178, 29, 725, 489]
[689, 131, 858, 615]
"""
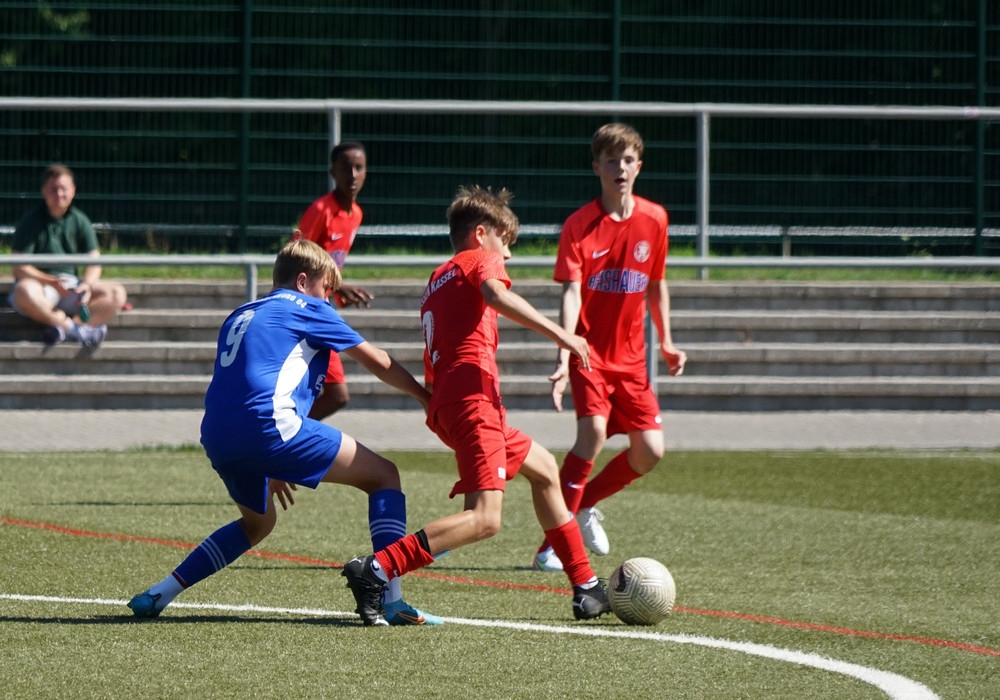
[569, 364, 662, 438]
[324, 351, 346, 384]
[427, 400, 533, 499]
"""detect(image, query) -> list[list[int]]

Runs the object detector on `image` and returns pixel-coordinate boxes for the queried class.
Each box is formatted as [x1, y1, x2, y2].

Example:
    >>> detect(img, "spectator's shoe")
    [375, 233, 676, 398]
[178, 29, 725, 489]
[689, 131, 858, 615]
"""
[383, 599, 444, 626]
[128, 590, 165, 618]
[42, 325, 66, 346]
[577, 507, 609, 556]
[532, 547, 563, 572]
[342, 556, 388, 626]
[572, 580, 612, 620]
[78, 323, 108, 348]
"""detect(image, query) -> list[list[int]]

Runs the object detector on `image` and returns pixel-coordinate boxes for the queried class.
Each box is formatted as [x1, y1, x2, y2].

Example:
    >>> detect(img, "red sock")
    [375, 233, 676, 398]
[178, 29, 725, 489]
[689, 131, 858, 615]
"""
[374, 533, 435, 580]
[561, 452, 595, 515]
[545, 519, 596, 587]
[579, 450, 641, 510]
[537, 452, 595, 555]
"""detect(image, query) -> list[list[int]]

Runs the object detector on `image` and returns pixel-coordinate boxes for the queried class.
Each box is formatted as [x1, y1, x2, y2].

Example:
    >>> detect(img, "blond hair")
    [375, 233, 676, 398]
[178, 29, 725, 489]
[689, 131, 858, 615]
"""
[446, 185, 519, 249]
[591, 123, 644, 160]
[273, 239, 342, 291]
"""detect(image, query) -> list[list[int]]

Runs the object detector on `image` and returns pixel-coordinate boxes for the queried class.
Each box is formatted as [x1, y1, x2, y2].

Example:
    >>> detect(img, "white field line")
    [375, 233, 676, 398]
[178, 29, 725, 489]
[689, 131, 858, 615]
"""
[1, 593, 938, 700]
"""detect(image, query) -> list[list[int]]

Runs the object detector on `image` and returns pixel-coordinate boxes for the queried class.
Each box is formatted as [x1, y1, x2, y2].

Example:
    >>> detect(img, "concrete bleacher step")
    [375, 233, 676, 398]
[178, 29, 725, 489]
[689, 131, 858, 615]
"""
[3, 340, 997, 380]
[1, 278, 998, 410]
[116, 279, 1000, 313]
[7, 372, 998, 411]
[3, 306, 999, 344]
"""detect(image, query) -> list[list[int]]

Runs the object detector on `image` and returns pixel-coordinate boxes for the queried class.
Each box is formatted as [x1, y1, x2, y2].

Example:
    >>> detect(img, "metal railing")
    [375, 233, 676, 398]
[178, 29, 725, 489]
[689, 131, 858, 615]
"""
[4, 97, 1000, 259]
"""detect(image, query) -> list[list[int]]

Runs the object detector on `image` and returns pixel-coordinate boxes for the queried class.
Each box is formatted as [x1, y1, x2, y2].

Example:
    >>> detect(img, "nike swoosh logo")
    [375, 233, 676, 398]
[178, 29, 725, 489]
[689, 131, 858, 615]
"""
[393, 611, 426, 624]
[567, 481, 585, 490]
[592, 248, 611, 259]
[330, 233, 344, 241]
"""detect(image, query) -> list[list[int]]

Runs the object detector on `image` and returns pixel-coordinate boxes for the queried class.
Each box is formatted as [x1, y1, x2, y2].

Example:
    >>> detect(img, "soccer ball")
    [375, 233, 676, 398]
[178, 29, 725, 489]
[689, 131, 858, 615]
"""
[607, 557, 676, 626]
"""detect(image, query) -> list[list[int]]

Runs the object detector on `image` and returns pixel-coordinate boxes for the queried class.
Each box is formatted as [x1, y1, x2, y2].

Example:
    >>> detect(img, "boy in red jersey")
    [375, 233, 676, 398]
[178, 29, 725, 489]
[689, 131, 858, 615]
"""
[342, 186, 613, 625]
[293, 141, 375, 420]
[534, 123, 687, 572]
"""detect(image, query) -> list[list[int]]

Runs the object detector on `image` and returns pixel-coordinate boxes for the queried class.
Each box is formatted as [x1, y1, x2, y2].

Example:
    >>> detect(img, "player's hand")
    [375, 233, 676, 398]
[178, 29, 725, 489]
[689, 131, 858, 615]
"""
[662, 344, 687, 377]
[336, 284, 374, 308]
[270, 480, 297, 510]
[560, 333, 591, 373]
[548, 362, 569, 412]
[73, 282, 92, 304]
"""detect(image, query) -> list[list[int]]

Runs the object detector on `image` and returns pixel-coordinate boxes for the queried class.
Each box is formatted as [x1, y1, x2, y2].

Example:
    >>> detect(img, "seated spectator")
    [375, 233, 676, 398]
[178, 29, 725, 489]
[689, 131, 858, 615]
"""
[7, 164, 127, 347]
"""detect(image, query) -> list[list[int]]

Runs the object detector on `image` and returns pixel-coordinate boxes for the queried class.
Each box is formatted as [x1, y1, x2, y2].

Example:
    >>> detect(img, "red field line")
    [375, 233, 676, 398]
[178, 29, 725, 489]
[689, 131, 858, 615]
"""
[4, 516, 998, 657]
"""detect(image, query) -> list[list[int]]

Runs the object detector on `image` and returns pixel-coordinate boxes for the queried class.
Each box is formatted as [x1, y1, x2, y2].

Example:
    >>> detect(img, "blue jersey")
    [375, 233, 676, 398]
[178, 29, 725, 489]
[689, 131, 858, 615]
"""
[200, 289, 364, 464]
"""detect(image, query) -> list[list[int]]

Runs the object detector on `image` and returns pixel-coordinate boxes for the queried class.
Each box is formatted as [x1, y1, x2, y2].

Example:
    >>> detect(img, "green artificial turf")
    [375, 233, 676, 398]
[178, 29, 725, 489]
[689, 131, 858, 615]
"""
[1, 448, 997, 699]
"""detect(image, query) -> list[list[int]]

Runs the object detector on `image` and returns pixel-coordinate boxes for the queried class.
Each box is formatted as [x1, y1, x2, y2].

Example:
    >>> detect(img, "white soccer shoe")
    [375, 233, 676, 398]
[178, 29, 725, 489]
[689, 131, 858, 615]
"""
[532, 546, 564, 572]
[577, 507, 609, 556]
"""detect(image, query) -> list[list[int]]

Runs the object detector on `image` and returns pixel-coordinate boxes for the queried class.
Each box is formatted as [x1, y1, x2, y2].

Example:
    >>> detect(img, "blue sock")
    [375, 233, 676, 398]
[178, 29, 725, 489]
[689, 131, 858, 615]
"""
[369, 489, 406, 603]
[369, 489, 406, 550]
[173, 520, 252, 589]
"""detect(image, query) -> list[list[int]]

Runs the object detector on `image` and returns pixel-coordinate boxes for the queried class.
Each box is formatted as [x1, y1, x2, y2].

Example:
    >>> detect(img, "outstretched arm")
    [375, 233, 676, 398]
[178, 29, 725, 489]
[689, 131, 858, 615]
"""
[647, 279, 686, 376]
[480, 278, 590, 372]
[343, 340, 431, 410]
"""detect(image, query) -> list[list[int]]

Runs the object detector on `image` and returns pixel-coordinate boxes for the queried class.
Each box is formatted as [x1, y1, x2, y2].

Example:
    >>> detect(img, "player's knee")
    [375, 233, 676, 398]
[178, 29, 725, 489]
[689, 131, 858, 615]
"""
[12, 281, 43, 308]
[367, 458, 402, 492]
[111, 283, 128, 308]
[632, 450, 663, 475]
[238, 513, 276, 546]
[472, 511, 502, 541]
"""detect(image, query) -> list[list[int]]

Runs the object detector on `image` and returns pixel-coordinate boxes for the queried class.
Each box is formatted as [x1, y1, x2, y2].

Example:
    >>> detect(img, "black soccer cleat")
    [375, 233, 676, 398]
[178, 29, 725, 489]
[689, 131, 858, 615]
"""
[572, 579, 612, 620]
[342, 555, 389, 626]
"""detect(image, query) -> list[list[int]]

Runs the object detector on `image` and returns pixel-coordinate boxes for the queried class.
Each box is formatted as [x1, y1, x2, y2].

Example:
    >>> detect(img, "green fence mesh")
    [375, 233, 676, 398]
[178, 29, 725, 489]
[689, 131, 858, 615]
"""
[1, 1, 998, 253]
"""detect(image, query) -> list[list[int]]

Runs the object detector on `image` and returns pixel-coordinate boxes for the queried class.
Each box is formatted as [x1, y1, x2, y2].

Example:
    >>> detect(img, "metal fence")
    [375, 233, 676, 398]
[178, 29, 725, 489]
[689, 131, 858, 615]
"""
[2, 2, 999, 253]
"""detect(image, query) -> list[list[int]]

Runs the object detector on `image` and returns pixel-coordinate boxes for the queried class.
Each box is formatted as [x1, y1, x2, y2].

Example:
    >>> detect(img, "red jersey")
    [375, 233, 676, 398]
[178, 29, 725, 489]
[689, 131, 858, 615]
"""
[421, 249, 511, 411]
[294, 193, 362, 270]
[554, 195, 668, 373]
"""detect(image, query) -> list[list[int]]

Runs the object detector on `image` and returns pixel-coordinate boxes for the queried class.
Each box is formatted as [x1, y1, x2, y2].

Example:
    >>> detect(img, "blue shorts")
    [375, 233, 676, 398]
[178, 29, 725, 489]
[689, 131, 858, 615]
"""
[209, 418, 343, 514]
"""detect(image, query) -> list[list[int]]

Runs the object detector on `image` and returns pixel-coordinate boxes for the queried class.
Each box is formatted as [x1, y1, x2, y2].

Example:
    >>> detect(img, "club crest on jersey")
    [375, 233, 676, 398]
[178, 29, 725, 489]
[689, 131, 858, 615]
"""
[633, 240, 651, 263]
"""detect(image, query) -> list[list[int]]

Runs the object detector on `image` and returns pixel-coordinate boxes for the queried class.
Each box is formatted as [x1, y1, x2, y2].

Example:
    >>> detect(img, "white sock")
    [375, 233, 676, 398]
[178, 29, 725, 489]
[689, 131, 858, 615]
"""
[147, 574, 185, 607]
[383, 578, 403, 605]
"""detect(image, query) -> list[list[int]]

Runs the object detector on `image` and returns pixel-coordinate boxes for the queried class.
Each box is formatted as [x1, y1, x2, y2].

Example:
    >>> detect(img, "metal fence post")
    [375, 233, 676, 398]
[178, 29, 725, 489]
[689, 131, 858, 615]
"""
[328, 107, 342, 191]
[975, 0, 987, 255]
[696, 110, 710, 280]
[646, 314, 658, 387]
[246, 262, 258, 302]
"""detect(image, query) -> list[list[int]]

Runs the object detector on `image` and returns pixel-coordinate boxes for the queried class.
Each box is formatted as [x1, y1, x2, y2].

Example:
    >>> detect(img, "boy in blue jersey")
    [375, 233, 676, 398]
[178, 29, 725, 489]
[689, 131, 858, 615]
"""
[127, 239, 441, 626]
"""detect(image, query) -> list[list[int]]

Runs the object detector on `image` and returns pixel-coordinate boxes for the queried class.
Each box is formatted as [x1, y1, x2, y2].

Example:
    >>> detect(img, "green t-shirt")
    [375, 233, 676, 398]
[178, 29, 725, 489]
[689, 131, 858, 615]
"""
[12, 204, 98, 276]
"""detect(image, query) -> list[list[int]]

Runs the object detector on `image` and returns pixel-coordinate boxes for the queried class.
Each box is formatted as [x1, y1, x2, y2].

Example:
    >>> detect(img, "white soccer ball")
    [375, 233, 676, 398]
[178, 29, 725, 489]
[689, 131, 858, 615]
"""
[607, 557, 676, 626]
